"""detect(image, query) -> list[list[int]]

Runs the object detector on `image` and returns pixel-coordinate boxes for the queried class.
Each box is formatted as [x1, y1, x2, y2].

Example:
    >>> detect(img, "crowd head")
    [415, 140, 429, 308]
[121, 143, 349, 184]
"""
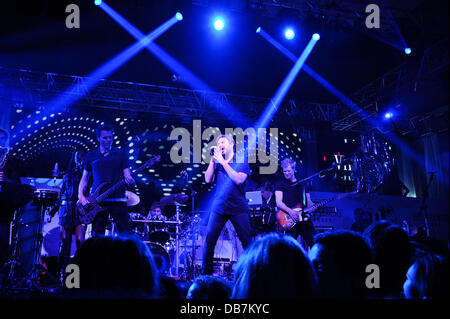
[73, 234, 159, 298]
[66, 219, 446, 300]
[232, 232, 319, 298]
[186, 275, 232, 299]
[403, 251, 448, 299]
[309, 229, 373, 298]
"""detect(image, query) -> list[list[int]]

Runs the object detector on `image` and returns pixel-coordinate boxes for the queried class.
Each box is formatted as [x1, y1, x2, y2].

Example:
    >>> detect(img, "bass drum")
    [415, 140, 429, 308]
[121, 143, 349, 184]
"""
[145, 241, 170, 275]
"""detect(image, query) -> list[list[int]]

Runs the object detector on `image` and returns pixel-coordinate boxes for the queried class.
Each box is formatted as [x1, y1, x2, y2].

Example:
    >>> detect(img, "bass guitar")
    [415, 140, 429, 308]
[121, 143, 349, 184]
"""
[77, 155, 160, 224]
[276, 190, 359, 230]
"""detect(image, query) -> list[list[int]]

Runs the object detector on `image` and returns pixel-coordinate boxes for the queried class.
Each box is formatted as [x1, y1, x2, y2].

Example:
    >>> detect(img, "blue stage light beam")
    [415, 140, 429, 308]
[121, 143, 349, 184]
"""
[98, 2, 251, 128]
[256, 33, 320, 129]
[257, 28, 433, 178]
[11, 15, 180, 142]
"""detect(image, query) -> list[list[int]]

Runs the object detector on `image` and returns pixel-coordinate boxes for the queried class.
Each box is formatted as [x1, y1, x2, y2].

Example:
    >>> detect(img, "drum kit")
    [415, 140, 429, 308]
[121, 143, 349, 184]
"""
[128, 193, 203, 280]
[0, 184, 61, 291]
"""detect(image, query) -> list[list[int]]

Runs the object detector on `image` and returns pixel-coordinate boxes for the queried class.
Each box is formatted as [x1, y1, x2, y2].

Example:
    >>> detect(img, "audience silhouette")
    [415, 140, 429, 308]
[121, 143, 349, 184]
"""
[232, 232, 319, 298]
[309, 229, 373, 298]
[186, 275, 232, 299]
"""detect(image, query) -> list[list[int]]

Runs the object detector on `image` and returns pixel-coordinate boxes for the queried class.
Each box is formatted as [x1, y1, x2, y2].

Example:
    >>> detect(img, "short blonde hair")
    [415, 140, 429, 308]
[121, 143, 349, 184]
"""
[281, 158, 296, 170]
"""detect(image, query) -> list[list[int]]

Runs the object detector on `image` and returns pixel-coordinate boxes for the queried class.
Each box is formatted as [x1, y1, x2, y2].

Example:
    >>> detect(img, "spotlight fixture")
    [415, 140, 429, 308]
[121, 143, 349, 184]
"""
[404, 47, 412, 55]
[94, 0, 102, 5]
[256, 27, 261, 33]
[175, 12, 183, 21]
[384, 112, 393, 119]
[312, 33, 320, 40]
[284, 28, 295, 40]
[214, 17, 225, 31]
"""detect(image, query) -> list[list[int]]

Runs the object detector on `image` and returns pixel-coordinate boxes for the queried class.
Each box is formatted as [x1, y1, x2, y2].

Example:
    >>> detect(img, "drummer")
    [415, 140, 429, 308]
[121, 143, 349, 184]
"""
[146, 202, 167, 221]
[146, 201, 168, 236]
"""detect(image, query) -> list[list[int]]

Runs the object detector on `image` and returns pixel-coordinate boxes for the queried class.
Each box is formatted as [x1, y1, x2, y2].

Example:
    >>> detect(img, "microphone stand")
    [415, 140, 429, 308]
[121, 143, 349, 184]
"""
[58, 166, 82, 177]
[290, 163, 337, 187]
[181, 170, 198, 280]
[187, 184, 197, 280]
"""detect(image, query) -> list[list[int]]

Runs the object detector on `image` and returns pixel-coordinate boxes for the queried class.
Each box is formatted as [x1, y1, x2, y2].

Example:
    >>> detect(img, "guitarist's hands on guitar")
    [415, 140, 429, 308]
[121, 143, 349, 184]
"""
[288, 208, 302, 222]
[124, 174, 136, 187]
[79, 194, 90, 206]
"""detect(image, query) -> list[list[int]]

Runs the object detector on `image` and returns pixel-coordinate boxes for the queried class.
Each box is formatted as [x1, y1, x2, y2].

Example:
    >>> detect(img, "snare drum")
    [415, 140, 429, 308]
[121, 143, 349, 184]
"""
[33, 189, 59, 206]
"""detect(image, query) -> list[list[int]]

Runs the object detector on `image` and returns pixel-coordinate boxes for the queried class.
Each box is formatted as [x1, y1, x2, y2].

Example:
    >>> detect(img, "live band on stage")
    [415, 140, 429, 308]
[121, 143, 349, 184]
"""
[0, 122, 406, 288]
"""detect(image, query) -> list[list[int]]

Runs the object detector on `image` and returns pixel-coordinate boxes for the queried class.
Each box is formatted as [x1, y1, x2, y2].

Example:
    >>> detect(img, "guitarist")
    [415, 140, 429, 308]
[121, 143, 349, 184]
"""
[78, 124, 135, 236]
[275, 158, 316, 251]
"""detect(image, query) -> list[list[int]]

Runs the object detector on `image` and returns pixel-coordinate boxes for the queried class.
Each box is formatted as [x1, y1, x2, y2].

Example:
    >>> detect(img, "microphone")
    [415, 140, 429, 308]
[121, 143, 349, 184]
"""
[52, 162, 59, 185]
[52, 162, 59, 178]
[210, 146, 220, 156]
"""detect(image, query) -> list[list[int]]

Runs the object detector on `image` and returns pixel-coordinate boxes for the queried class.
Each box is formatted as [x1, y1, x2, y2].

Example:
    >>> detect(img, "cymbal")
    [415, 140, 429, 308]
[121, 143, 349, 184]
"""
[0, 177, 23, 185]
[160, 193, 188, 207]
[126, 191, 140, 207]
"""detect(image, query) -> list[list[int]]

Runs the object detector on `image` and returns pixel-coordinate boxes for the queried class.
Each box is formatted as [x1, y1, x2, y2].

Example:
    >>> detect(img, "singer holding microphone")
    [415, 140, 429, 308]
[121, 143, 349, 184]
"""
[202, 135, 251, 275]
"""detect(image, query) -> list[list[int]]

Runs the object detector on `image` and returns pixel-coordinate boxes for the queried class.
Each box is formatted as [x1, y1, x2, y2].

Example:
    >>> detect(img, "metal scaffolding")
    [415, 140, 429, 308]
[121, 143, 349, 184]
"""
[331, 38, 449, 133]
[0, 66, 338, 128]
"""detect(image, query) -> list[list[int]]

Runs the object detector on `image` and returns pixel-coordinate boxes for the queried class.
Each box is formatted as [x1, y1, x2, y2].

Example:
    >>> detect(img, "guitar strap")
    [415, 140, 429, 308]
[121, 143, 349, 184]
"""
[288, 181, 306, 210]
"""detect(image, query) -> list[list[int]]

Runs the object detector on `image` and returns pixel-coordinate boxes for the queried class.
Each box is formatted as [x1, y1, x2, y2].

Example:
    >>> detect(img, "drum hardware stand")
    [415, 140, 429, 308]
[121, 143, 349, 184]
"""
[0, 207, 27, 290]
[187, 185, 198, 281]
[13, 203, 58, 291]
[172, 202, 186, 278]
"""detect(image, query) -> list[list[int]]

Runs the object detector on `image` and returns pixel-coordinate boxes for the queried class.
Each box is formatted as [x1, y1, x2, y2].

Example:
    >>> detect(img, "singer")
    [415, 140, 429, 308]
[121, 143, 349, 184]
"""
[202, 134, 251, 275]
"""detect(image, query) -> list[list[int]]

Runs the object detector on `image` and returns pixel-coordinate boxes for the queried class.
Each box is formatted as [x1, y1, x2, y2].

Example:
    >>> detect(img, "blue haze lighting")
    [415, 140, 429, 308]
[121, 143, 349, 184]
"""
[212, 32, 321, 212]
[11, 13, 179, 142]
[257, 34, 320, 128]
[257, 28, 433, 180]
[98, 3, 250, 127]
[211, 33, 317, 212]
[284, 29, 295, 40]
[214, 17, 225, 31]
[404, 47, 412, 55]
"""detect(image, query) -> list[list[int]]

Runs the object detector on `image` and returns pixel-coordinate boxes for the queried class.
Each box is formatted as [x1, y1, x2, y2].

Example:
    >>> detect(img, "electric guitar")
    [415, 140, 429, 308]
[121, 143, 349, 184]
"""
[276, 190, 359, 230]
[77, 155, 160, 224]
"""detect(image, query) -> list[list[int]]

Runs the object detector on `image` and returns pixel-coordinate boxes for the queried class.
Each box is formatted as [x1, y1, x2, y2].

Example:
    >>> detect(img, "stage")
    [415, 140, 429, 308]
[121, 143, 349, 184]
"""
[0, 0, 448, 299]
